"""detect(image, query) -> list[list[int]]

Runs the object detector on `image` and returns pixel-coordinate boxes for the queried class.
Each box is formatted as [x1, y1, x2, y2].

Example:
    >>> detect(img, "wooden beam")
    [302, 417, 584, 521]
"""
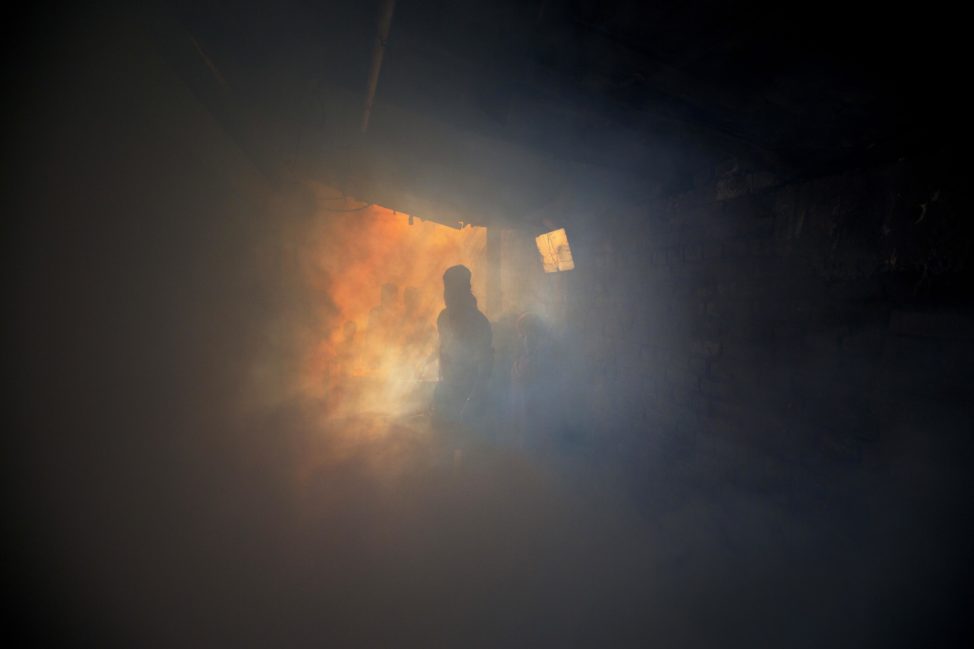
[361, 0, 397, 133]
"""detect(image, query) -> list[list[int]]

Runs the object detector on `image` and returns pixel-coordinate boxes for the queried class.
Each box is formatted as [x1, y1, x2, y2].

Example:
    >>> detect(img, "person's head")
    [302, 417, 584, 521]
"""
[442, 265, 474, 311]
[443, 265, 471, 291]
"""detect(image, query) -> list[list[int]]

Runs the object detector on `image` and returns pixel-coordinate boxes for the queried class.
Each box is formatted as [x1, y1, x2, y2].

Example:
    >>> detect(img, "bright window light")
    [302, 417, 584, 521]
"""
[535, 228, 575, 273]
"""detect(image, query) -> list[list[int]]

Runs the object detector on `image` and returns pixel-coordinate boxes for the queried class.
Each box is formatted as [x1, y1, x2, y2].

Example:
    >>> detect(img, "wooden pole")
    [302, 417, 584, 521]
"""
[361, 0, 397, 133]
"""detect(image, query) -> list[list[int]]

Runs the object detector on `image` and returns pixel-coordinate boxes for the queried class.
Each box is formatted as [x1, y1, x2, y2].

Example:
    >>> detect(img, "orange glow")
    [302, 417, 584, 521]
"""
[291, 183, 487, 418]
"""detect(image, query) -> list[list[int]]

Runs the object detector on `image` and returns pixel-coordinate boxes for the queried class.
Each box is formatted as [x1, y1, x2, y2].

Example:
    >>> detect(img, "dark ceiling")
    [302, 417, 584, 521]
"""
[168, 0, 963, 172]
[12, 1, 960, 223]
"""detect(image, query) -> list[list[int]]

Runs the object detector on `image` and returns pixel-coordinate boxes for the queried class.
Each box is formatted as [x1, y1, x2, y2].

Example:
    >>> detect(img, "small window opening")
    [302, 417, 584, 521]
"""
[535, 228, 575, 273]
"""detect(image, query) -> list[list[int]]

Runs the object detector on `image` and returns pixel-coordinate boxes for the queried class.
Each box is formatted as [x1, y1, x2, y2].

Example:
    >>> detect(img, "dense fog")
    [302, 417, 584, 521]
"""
[6, 4, 972, 647]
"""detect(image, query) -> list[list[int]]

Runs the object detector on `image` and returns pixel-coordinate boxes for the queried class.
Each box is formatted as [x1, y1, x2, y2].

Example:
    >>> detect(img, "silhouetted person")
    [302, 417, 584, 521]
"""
[432, 265, 492, 428]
